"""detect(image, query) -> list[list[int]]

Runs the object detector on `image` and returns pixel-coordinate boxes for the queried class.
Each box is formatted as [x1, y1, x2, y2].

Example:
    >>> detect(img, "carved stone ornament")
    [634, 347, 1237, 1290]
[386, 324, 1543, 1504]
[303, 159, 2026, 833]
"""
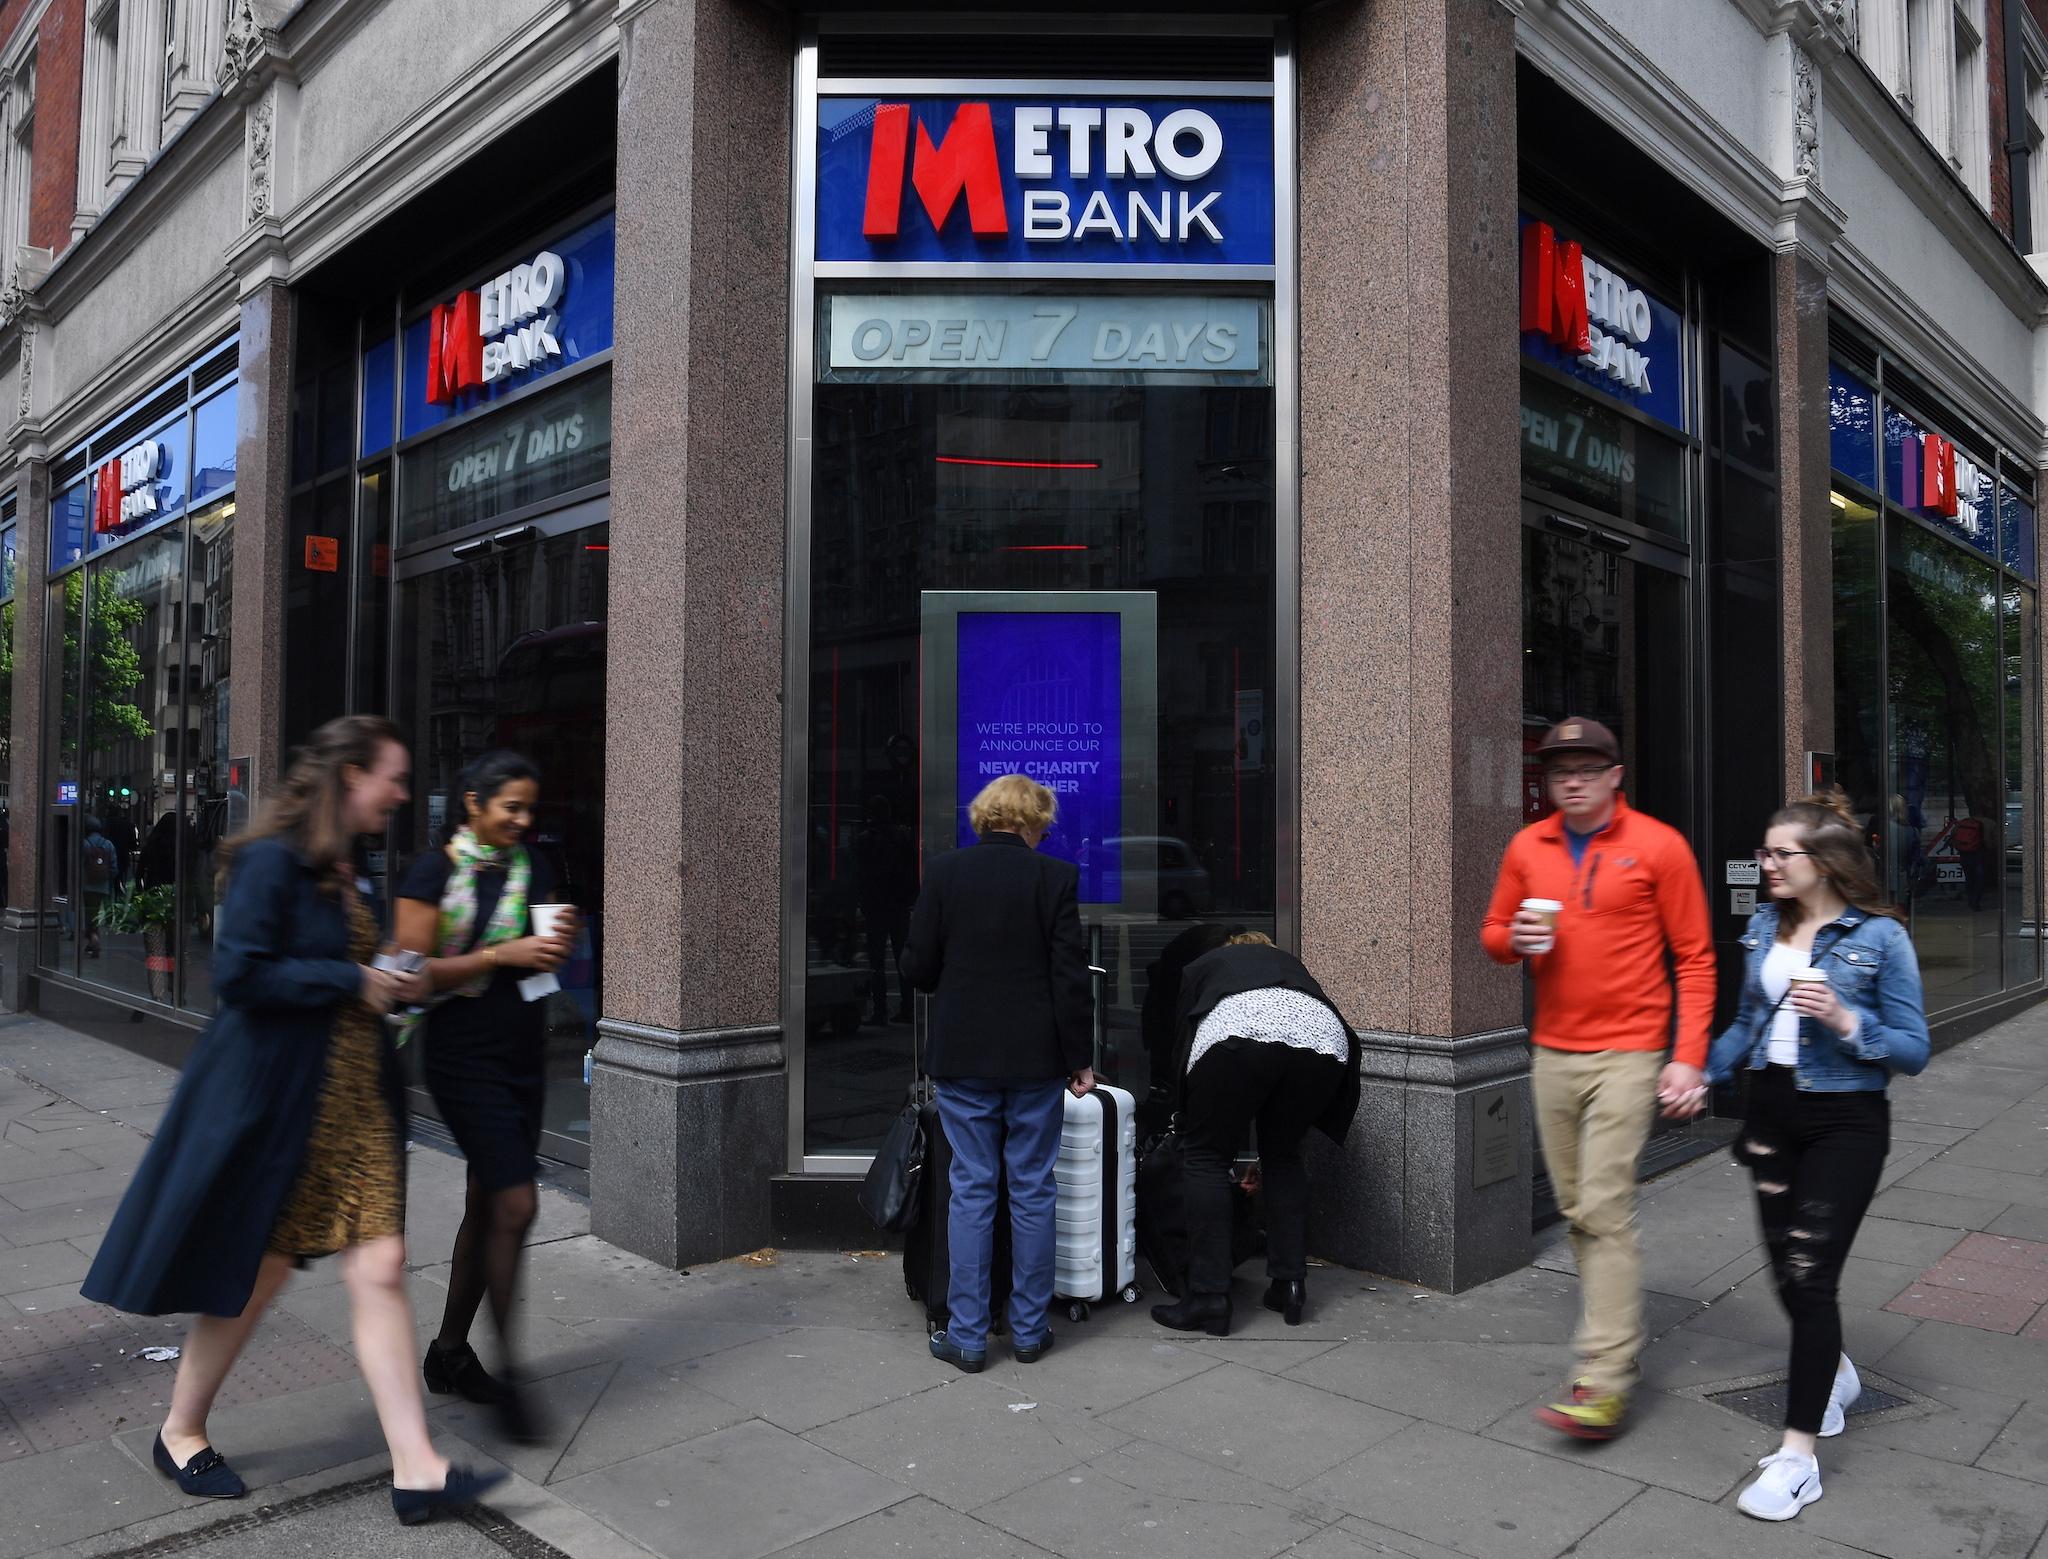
[247, 96, 274, 222]
[1818, 0, 1858, 48]
[218, 0, 266, 93]
[0, 267, 28, 328]
[18, 320, 33, 422]
[1793, 47, 1821, 182]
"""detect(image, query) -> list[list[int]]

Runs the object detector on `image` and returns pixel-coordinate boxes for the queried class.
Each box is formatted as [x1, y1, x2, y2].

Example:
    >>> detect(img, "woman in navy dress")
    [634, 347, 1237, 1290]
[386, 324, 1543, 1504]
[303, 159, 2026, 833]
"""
[80, 716, 503, 1526]
[394, 751, 574, 1441]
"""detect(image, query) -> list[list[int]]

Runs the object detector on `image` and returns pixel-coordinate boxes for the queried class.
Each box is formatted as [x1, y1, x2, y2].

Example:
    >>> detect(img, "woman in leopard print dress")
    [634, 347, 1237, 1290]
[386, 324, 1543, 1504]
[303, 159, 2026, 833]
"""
[84, 717, 503, 1526]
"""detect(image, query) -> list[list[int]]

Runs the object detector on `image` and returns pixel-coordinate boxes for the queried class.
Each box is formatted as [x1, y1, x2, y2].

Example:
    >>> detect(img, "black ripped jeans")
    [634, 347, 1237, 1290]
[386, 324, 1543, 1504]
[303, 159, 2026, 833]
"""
[1735, 1065, 1890, 1434]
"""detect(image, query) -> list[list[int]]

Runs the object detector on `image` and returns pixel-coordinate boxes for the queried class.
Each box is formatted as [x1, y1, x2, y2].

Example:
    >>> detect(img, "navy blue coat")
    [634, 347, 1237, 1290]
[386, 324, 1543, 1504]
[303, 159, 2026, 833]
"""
[81, 838, 395, 1318]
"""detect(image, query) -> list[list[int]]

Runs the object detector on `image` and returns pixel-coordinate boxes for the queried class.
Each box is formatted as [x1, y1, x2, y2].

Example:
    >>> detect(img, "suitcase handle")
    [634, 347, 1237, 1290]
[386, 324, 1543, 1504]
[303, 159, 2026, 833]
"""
[1088, 922, 1106, 1071]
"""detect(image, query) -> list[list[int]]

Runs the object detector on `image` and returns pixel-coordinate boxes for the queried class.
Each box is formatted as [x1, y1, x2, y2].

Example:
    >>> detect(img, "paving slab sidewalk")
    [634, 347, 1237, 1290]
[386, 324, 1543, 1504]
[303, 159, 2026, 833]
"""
[4, 1006, 2048, 1558]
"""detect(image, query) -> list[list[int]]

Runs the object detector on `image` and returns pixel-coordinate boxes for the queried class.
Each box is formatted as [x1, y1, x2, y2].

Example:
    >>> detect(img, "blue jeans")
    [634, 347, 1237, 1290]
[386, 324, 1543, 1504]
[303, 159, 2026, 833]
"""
[934, 1078, 1064, 1352]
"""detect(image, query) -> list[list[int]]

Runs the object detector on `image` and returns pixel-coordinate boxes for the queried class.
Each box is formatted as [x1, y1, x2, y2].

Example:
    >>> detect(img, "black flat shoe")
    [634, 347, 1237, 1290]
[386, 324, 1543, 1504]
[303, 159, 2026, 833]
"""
[1263, 1279, 1307, 1326]
[391, 1464, 508, 1526]
[423, 1339, 506, 1405]
[1013, 1331, 1056, 1364]
[1152, 1294, 1233, 1336]
[152, 1434, 247, 1499]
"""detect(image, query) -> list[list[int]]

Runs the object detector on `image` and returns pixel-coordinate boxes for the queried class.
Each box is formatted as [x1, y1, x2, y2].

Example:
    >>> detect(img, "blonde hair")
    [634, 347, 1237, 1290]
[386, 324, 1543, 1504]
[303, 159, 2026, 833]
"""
[968, 773, 1057, 838]
[1228, 931, 1274, 947]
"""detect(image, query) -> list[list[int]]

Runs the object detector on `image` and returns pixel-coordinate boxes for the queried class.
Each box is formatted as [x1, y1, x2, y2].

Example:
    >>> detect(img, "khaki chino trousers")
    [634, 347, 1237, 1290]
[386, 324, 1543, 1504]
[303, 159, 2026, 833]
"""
[1530, 1045, 1666, 1395]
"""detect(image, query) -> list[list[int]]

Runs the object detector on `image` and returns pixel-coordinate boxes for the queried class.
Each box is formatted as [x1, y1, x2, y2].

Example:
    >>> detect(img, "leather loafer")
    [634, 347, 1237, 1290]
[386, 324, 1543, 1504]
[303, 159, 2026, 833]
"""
[1013, 1331, 1056, 1364]
[391, 1464, 508, 1526]
[1262, 1279, 1307, 1326]
[928, 1330, 987, 1374]
[153, 1434, 247, 1500]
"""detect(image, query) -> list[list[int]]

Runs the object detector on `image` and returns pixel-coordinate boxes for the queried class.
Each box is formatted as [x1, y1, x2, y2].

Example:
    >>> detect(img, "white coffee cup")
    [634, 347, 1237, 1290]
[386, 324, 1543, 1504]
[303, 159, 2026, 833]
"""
[532, 903, 575, 941]
[1790, 966, 1829, 992]
[1521, 898, 1563, 954]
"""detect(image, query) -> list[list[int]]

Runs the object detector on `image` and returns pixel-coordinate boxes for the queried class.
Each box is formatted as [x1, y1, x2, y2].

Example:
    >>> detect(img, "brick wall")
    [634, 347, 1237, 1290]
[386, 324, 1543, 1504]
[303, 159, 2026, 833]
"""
[28, 0, 81, 255]
[1992, 0, 2015, 236]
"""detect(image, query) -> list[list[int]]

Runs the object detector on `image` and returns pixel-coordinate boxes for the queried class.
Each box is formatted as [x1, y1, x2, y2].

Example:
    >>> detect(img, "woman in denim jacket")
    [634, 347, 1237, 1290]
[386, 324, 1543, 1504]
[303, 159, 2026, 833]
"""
[1705, 792, 1931, 1523]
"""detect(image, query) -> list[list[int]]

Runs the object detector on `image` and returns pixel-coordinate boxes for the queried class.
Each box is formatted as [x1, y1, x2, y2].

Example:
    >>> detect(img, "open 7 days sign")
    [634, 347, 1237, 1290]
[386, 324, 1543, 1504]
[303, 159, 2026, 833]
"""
[816, 96, 1276, 267]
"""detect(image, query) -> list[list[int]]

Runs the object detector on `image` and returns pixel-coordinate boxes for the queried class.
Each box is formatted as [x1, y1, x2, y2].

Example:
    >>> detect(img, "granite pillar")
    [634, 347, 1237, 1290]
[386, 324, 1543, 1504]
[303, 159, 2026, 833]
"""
[1776, 250, 1834, 797]
[2, 452, 51, 1010]
[227, 281, 292, 791]
[590, 0, 791, 1269]
[1297, 0, 1530, 1291]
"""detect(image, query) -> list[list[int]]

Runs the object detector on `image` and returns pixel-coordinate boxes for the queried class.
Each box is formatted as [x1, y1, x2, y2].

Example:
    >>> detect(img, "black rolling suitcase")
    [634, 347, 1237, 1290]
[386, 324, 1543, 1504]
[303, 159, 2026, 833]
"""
[902, 1080, 1012, 1334]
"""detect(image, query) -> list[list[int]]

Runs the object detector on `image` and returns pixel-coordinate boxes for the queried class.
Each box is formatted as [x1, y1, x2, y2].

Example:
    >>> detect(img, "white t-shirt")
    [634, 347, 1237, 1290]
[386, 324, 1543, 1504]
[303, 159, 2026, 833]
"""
[1761, 940, 1805, 1065]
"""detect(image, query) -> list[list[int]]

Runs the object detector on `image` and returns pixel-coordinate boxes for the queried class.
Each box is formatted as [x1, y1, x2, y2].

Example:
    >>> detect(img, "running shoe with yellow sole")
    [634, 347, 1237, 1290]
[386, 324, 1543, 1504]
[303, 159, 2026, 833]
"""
[1533, 1380, 1629, 1440]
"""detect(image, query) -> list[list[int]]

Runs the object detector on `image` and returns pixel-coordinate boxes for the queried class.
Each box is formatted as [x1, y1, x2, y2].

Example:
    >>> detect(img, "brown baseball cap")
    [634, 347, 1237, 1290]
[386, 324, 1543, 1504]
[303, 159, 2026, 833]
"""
[1535, 716, 1621, 763]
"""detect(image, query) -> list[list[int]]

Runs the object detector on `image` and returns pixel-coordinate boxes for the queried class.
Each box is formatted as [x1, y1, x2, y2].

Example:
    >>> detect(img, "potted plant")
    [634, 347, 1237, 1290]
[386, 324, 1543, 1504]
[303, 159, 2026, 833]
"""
[97, 884, 178, 1002]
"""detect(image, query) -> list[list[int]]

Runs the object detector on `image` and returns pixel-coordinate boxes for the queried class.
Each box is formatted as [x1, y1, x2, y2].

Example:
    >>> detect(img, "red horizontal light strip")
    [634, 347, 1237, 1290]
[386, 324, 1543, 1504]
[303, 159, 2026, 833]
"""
[584, 544, 609, 552]
[1001, 545, 1090, 553]
[935, 455, 1101, 471]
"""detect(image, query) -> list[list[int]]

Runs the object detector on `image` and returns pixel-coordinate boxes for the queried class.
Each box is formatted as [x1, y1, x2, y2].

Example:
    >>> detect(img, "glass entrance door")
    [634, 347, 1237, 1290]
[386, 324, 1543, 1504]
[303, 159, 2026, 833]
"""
[1520, 515, 1692, 831]
[392, 509, 608, 1166]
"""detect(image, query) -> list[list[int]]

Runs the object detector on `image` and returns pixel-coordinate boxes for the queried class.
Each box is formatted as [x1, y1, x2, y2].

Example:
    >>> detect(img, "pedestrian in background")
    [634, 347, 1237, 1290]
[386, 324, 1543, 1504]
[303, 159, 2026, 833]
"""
[1708, 791, 1930, 1521]
[395, 749, 575, 1442]
[1152, 931, 1360, 1336]
[80, 716, 503, 1526]
[901, 773, 1094, 1372]
[1480, 716, 1715, 1441]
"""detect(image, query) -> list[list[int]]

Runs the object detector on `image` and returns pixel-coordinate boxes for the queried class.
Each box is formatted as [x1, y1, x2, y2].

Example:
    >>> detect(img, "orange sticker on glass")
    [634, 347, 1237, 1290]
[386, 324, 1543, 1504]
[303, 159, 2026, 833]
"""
[304, 536, 339, 573]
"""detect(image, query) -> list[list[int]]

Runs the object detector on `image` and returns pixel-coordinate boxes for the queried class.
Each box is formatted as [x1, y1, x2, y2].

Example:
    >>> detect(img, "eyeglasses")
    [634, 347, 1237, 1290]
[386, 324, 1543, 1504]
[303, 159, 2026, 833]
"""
[1545, 764, 1616, 784]
[1754, 847, 1814, 865]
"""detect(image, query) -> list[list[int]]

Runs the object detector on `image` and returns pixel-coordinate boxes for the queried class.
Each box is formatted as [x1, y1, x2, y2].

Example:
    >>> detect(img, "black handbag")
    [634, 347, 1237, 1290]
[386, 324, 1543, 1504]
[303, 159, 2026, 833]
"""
[1137, 1122, 1265, 1298]
[859, 1082, 929, 1232]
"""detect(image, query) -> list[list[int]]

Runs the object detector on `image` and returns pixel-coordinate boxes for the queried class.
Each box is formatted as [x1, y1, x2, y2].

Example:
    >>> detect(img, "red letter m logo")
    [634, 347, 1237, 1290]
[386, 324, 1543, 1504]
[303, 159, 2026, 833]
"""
[1520, 221, 1590, 356]
[425, 290, 484, 407]
[863, 102, 1008, 239]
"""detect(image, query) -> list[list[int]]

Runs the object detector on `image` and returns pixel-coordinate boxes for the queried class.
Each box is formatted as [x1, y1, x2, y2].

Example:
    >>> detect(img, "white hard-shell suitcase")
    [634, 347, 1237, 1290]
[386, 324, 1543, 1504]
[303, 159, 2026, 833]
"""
[1053, 1082, 1142, 1320]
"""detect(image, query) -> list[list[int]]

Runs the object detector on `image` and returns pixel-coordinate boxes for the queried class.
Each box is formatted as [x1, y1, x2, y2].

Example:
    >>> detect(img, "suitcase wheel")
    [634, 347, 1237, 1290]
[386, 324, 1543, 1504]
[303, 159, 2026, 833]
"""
[1120, 1284, 1143, 1304]
[1066, 1300, 1090, 1323]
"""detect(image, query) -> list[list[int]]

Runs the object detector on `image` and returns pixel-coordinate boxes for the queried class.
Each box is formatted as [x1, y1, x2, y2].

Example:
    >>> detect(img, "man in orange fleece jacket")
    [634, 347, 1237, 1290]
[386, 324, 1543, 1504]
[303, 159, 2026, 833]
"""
[1482, 717, 1715, 1441]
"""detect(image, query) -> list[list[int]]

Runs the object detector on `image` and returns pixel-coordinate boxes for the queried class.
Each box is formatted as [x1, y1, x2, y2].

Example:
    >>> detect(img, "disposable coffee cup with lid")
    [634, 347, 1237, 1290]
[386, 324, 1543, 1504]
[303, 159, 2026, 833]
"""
[1790, 966, 1829, 989]
[1521, 898, 1562, 953]
[532, 904, 574, 940]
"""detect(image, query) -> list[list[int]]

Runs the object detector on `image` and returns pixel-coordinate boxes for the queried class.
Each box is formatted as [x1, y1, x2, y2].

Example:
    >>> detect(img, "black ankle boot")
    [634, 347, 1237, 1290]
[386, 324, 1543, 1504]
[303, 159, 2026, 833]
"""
[1263, 1279, 1307, 1326]
[423, 1340, 506, 1405]
[1152, 1293, 1232, 1336]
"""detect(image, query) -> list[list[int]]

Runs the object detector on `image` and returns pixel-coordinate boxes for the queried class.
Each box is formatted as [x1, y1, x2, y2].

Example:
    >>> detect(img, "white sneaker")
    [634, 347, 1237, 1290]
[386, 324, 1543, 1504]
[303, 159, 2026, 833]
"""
[1819, 1354, 1861, 1438]
[1738, 1451, 1823, 1520]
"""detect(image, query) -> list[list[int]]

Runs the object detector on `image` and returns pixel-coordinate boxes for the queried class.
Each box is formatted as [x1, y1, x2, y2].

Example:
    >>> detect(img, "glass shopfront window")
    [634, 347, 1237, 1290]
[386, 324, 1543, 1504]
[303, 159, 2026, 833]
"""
[1829, 353, 2041, 1013]
[286, 198, 620, 1167]
[804, 305, 1278, 1155]
[796, 73, 1285, 1164]
[39, 345, 238, 1014]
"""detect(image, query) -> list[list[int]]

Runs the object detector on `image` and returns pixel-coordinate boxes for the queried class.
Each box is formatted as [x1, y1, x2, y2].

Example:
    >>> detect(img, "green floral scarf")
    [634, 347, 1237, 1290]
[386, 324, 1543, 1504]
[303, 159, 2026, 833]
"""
[438, 827, 532, 997]
[395, 830, 531, 1048]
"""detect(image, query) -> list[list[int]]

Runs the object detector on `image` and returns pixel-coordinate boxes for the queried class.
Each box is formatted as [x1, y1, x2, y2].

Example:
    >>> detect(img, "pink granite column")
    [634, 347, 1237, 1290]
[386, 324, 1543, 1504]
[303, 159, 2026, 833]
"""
[2, 452, 50, 1009]
[1778, 250, 1834, 796]
[590, 0, 791, 1268]
[226, 282, 292, 792]
[1297, 0, 1530, 1290]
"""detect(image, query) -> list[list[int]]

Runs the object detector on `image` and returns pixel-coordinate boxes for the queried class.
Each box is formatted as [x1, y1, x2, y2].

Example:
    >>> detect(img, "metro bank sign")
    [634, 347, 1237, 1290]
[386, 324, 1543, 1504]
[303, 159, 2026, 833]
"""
[816, 96, 1276, 267]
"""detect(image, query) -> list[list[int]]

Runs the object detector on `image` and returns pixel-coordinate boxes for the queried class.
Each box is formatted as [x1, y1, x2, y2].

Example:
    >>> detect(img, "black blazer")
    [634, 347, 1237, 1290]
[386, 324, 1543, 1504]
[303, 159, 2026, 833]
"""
[901, 831, 1094, 1081]
[1173, 942, 1364, 1145]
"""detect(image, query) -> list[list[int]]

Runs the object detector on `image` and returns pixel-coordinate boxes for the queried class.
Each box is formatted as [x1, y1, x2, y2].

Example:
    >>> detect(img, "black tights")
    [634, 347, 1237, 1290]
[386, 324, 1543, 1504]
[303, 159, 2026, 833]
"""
[438, 1171, 539, 1362]
[1734, 1066, 1888, 1434]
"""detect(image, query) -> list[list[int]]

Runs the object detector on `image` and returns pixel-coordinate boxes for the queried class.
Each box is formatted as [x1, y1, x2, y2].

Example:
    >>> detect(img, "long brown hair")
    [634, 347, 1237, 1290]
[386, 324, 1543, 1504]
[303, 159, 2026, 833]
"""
[217, 715, 405, 890]
[1771, 789, 1904, 931]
